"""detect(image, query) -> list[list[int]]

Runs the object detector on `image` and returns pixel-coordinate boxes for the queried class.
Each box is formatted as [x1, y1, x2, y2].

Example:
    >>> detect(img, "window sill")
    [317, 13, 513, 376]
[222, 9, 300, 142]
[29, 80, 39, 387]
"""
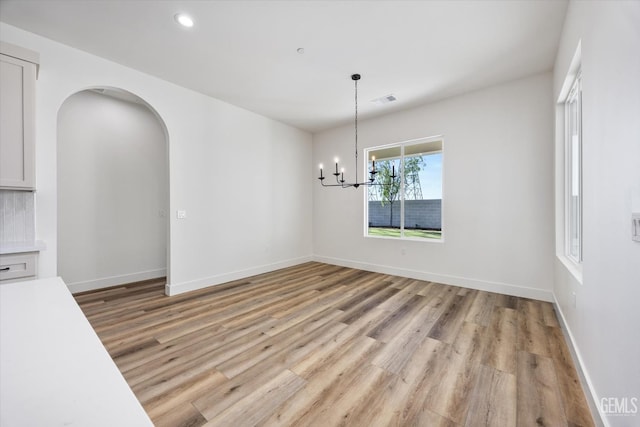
[364, 234, 444, 244]
[557, 253, 583, 284]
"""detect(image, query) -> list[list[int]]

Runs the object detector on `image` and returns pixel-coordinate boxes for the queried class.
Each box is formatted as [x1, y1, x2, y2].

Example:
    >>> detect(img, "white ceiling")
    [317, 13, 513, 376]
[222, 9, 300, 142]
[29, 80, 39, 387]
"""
[0, 0, 568, 133]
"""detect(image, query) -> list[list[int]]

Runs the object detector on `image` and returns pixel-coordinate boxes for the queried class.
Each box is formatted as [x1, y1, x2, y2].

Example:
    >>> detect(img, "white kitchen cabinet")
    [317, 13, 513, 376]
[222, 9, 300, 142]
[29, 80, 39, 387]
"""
[0, 42, 38, 190]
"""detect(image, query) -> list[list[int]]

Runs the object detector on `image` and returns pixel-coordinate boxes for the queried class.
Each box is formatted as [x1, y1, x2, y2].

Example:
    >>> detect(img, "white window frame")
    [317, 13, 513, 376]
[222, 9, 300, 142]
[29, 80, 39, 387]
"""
[564, 72, 582, 265]
[364, 135, 444, 242]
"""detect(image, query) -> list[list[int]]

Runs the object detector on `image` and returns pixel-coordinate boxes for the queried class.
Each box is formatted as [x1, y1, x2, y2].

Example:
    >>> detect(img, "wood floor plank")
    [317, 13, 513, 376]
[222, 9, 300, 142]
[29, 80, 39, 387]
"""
[264, 335, 381, 425]
[204, 369, 306, 426]
[464, 364, 517, 427]
[482, 306, 518, 374]
[389, 276, 417, 289]
[541, 302, 561, 328]
[143, 369, 227, 419]
[517, 300, 551, 357]
[342, 336, 449, 426]
[377, 279, 426, 310]
[292, 307, 389, 376]
[93, 306, 184, 337]
[129, 328, 274, 401]
[264, 286, 350, 336]
[516, 351, 567, 426]
[125, 316, 278, 386]
[292, 333, 379, 380]
[271, 359, 387, 427]
[414, 279, 437, 296]
[397, 337, 457, 424]
[192, 362, 287, 419]
[150, 296, 282, 344]
[334, 276, 393, 310]
[367, 293, 430, 343]
[74, 277, 165, 303]
[152, 402, 207, 427]
[465, 291, 496, 326]
[114, 325, 228, 373]
[305, 363, 389, 427]
[423, 282, 460, 311]
[337, 286, 399, 325]
[129, 334, 268, 404]
[215, 310, 344, 379]
[371, 303, 439, 374]
[494, 294, 518, 310]
[546, 326, 595, 427]
[75, 262, 594, 427]
[424, 321, 487, 423]
[428, 290, 476, 344]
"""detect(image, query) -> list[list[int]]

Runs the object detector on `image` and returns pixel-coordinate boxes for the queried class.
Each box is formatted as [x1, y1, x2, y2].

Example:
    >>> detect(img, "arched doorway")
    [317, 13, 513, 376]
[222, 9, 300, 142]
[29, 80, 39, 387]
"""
[57, 87, 169, 292]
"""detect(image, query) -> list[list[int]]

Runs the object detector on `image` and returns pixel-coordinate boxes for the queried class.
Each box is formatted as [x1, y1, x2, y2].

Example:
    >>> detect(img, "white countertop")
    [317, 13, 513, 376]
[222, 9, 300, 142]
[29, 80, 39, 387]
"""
[0, 277, 153, 426]
[0, 240, 46, 255]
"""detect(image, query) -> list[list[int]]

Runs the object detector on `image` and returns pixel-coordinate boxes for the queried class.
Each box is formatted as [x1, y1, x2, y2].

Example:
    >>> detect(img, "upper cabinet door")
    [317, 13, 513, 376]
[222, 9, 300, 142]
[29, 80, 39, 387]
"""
[0, 51, 37, 190]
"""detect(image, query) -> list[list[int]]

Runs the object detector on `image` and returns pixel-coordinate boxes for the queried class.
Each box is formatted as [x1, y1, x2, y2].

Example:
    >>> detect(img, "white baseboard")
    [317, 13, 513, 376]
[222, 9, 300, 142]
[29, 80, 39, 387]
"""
[66, 268, 166, 294]
[313, 255, 554, 302]
[553, 294, 607, 427]
[165, 256, 314, 296]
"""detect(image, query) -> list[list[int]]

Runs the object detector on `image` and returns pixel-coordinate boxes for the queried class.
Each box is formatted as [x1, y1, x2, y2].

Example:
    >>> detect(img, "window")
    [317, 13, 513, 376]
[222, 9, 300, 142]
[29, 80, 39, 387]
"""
[365, 137, 443, 240]
[565, 73, 582, 263]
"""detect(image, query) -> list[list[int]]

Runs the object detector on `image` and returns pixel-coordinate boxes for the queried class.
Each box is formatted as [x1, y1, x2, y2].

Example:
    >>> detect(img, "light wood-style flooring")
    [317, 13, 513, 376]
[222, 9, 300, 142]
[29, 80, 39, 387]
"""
[75, 262, 594, 427]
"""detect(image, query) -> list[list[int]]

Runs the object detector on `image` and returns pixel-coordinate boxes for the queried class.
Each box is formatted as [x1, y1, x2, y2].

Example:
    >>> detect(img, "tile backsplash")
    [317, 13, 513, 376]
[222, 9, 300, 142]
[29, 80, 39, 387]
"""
[0, 190, 35, 243]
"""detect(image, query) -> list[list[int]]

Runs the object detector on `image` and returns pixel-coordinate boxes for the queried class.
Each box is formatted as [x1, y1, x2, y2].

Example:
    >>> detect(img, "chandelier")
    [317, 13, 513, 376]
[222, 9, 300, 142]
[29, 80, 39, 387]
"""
[318, 74, 396, 188]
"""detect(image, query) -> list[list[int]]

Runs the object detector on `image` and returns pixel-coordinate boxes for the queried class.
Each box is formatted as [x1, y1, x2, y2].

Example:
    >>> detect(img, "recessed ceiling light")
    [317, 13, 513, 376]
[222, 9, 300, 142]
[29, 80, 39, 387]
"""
[297, 48, 305, 54]
[174, 13, 194, 28]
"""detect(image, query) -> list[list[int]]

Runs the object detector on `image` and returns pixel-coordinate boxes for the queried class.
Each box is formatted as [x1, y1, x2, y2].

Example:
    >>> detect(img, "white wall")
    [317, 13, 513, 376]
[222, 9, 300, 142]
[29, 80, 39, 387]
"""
[0, 23, 313, 295]
[313, 72, 555, 301]
[58, 90, 167, 291]
[553, 1, 640, 425]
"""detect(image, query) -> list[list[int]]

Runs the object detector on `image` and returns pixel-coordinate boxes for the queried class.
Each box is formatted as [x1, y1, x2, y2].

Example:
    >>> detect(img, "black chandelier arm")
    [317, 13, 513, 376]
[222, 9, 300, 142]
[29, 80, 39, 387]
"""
[318, 176, 348, 187]
[318, 175, 393, 188]
[320, 181, 354, 188]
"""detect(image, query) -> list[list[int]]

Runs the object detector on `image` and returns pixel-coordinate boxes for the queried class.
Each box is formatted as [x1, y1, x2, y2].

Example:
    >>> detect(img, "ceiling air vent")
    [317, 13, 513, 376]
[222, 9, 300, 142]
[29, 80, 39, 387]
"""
[371, 94, 397, 106]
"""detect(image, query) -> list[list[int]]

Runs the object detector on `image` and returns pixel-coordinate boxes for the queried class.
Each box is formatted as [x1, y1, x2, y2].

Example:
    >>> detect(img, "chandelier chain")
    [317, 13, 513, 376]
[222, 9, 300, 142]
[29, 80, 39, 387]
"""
[354, 77, 358, 181]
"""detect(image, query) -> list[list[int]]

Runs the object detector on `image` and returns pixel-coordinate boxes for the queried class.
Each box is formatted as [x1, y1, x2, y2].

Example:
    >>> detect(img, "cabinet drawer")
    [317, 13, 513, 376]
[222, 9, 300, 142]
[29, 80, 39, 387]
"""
[0, 253, 37, 281]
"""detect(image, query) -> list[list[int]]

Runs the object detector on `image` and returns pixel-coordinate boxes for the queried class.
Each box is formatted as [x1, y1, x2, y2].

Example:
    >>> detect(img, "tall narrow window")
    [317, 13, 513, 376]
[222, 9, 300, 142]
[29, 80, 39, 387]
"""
[565, 73, 582, 263]
[366, 137, 443, 240]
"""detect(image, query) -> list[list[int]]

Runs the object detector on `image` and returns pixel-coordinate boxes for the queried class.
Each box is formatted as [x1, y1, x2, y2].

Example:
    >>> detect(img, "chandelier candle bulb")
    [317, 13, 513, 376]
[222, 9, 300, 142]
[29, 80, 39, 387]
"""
[319, 164, 323, 179]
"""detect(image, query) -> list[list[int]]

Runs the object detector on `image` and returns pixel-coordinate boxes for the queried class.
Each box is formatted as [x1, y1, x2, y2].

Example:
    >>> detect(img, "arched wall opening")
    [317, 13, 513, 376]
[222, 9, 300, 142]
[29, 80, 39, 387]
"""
[57, 87, 170, 293]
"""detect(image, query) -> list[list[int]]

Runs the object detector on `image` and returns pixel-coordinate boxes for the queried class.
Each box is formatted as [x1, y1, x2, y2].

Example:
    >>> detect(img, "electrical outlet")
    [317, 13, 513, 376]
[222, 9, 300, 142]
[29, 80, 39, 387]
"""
[177, 210, 186, 219]
[632, 213, 640, 242]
